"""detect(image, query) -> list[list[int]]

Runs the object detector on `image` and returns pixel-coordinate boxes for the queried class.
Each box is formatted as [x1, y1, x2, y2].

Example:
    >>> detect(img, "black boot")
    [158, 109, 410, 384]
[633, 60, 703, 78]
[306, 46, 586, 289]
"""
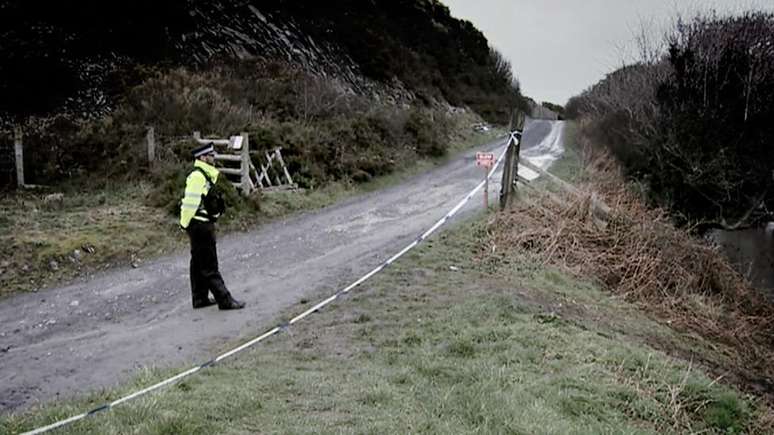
[193, 298, 217, 309]
[219, 298, 246, 310]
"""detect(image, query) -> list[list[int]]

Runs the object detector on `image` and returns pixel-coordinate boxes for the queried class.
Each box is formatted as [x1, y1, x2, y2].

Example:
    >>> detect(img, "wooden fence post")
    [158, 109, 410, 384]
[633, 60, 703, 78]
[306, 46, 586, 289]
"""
[240, 132, 251, 195]
[500, 144, 513, 210]
[513, 112, 524, 199]
[499, 112, 525, 211]
[266, 152, 282, 186]
[14, 127, 23, 188]
[146, 126, 155, 165]
[275, 148, 294, 185]
[484, 168, 489, 210]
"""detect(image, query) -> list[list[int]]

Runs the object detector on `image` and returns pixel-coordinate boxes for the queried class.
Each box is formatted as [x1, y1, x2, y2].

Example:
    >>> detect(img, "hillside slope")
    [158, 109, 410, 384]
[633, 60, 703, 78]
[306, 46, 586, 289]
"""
[1, 0, 524, 125]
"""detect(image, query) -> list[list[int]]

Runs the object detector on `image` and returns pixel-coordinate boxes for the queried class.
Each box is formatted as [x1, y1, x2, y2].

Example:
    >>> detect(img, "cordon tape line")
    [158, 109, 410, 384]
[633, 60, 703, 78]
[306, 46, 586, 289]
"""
[21, 140, 510, 435]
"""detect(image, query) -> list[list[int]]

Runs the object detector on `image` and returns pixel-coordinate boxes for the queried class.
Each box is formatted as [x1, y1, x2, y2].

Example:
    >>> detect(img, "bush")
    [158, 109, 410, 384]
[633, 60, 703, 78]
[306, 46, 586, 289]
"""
[406, 109, 449, 158]
[15, 58, 465, 216]
[569, 11, 774, 226]
[118, 68, 254, 136]
[651, 12, 774, 225]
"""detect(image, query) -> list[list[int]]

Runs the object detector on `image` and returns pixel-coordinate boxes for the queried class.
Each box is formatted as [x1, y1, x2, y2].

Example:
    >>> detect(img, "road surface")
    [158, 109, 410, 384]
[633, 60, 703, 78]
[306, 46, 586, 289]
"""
[0, 119, 565, 412]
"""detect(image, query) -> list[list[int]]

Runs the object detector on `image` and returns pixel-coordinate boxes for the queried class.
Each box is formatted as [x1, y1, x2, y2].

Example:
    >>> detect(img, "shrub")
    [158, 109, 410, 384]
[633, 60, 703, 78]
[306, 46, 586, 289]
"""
[15, 58, 465, 214]
[569, 11, 774, 226]
[406, 109, 448, 158]
[651, 12, 774, 225]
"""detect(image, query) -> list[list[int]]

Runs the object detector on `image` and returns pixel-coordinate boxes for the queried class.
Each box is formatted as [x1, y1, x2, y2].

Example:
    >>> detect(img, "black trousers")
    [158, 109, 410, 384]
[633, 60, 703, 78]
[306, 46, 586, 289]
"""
[186, 220, 233, 306]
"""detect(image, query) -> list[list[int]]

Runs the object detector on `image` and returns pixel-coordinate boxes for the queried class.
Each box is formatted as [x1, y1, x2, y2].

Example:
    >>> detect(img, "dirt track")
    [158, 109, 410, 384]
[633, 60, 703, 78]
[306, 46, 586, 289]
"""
[0, 120, 563, 412]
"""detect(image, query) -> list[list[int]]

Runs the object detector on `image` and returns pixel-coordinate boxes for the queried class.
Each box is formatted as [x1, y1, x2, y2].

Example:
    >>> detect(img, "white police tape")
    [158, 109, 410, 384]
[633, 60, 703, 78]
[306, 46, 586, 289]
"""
[21, 141, 509, 435]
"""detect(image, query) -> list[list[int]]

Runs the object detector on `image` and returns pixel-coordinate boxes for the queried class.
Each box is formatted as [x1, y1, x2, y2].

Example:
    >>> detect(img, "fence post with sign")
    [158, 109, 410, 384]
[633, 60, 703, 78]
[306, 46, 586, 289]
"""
[500, 112, 525, 210]
[476, 151, 495, 209]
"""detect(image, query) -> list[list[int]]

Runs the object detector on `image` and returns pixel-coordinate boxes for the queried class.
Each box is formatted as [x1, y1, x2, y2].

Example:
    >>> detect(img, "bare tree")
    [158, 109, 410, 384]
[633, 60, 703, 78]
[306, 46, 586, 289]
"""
[489, 47, 513, 87]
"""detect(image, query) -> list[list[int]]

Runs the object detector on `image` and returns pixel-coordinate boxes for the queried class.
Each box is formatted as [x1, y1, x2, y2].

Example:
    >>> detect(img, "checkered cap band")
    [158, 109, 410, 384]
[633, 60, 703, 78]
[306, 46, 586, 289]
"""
[192, 143, 215, 158]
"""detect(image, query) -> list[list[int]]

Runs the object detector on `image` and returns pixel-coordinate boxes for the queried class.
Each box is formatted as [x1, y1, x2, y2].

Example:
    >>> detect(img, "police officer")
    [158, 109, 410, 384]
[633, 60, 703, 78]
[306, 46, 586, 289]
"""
[180, 143, 245, 310]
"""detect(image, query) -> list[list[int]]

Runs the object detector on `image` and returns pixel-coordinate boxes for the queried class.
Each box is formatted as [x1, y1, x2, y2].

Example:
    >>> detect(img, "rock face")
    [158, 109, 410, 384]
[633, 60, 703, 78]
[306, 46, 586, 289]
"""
[2, 0, 507, 125]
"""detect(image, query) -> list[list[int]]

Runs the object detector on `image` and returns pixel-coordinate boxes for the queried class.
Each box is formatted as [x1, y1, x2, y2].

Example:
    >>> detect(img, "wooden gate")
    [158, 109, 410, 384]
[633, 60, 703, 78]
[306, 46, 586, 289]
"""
[192, 131, 296, 195]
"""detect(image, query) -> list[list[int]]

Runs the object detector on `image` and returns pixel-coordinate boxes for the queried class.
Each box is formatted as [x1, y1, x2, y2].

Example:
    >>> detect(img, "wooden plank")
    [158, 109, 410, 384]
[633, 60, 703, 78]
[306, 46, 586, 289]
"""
[519, 158, 580, 196]
[258, 161, 272, 186]
[192, 131, 230, 145]
[14, 127, 23, 188]
[520, 159, 618, 225]
[518, 178, 571, 209]
[499, 111, 525, 210]
[274, 148, 294, 185]
[265, 152, 282, 185]
[240, 132, 251, 195]
[196, 138, 230, 145]
[219, 167, 242, 176]
[500, 128, 523, 209]
[215, 153, 242, 162]
[513, 113, 523, 200]
[499, 138, 513, 209]
[249, 162, 263, 188]
[146, 127, 155, 165]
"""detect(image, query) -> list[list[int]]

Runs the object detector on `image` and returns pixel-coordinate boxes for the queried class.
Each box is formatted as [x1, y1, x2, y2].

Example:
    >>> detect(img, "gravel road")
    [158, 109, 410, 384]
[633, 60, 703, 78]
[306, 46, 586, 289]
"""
[0, 119, 565, 412]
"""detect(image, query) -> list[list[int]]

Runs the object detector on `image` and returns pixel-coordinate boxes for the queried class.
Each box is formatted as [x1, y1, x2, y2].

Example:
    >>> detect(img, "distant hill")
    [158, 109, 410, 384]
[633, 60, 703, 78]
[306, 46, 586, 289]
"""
[0, 0, 526, 124]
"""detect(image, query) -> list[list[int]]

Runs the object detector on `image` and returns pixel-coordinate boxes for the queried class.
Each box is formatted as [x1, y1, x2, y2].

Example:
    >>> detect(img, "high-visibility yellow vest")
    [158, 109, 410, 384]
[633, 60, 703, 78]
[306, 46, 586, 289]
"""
[180, 160, 220, 228]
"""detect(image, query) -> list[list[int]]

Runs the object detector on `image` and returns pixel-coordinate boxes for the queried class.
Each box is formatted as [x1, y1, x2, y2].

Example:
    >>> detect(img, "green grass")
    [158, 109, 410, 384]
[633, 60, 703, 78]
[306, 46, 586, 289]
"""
[545, 121, 584, 183]
[526, 121, 586, 197]
[0, 183, 183, 296]
[1, 218, 762, 434]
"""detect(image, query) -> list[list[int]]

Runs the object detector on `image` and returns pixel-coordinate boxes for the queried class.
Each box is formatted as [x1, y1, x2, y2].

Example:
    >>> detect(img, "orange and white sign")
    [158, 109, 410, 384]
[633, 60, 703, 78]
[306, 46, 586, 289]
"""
[476, 152, 495, 168]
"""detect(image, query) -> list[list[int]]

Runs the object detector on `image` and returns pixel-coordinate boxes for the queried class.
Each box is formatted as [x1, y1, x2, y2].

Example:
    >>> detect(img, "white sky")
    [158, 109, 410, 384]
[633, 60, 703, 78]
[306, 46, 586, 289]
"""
[441, 0, 774, 105]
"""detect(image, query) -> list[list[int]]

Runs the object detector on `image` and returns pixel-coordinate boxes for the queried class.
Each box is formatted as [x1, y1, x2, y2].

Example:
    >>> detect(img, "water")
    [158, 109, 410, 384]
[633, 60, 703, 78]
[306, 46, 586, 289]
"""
[708, 223, 774, 298]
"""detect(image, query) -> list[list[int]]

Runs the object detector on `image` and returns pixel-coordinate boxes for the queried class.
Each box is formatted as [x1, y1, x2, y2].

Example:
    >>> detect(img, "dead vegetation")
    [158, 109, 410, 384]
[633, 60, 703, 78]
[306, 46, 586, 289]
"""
[483, 150, 774, 415]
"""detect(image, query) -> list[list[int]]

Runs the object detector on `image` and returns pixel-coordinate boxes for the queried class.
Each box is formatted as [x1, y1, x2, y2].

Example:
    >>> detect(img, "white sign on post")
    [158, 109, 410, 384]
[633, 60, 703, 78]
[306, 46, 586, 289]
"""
[476, 152, 495, 168]
[475, 152, 495, 210]
[230, 135, 244, 150]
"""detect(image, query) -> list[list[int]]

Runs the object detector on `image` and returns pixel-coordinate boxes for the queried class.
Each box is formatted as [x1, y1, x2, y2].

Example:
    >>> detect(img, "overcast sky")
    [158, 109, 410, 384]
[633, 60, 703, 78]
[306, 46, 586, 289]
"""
[441, 0, 774, 105]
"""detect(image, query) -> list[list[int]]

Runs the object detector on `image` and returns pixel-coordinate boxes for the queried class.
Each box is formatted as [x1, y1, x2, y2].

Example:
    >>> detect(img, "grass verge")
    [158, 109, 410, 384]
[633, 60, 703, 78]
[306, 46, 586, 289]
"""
[1, 216, 766, 434]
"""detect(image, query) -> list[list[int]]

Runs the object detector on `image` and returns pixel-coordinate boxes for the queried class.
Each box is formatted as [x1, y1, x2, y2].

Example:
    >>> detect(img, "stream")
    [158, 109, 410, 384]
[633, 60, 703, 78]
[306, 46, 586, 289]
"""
[707, 224, 774, 298]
